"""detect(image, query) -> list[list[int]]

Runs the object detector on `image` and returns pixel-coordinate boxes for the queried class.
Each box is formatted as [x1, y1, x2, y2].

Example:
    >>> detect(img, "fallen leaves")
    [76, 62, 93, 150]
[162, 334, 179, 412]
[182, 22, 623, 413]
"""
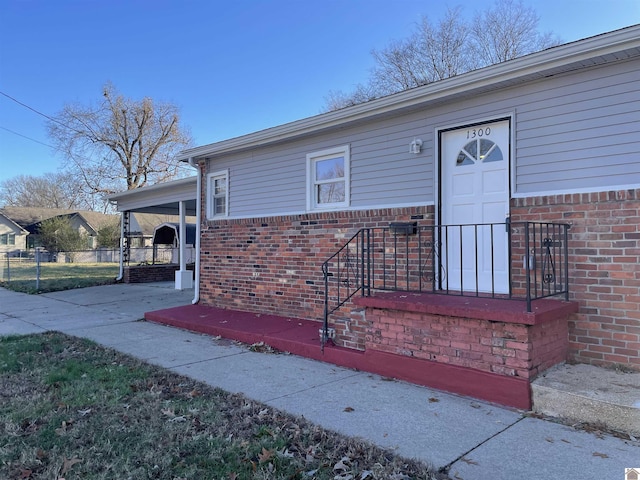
[2, 333, 438, 480]
[55, 420, 73, 436]
[58, 455, 82, 478]
[18, 469, 32, 479]
[334, 456, 354, 480]
[161, 407, 187, 423]
[257, 447, 275, 464]
[249, 341, 278, 354]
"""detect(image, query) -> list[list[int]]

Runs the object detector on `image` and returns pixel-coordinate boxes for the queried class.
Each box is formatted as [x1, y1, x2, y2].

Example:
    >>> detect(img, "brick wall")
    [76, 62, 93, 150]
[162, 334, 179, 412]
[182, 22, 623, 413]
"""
[198, 206, 434, 323]
[124, 264, 194, 283]
[363, 307, 568, 380]
[512, 189, 640, 370]
[197, 181, 639, 371]
[332, 307, 368, 351]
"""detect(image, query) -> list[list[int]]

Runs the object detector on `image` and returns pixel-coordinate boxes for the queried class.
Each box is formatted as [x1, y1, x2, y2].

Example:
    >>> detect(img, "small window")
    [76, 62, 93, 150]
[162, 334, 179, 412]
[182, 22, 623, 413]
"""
[130, 237, 144, 248]
[456, 139, 503, 166]
[207, 170, 229, 219]
[0, 233, 14, 245]
[307, 145, 350, 210]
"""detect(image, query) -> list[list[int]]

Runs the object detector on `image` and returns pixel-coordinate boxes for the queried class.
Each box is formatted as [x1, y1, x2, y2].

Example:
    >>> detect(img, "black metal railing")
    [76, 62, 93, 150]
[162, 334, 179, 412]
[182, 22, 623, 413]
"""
[321, 221, 570, 347]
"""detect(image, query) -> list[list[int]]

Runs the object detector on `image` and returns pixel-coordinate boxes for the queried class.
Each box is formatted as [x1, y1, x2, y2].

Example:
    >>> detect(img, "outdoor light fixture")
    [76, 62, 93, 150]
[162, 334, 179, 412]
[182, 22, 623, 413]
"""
[409, 138, 423, 154]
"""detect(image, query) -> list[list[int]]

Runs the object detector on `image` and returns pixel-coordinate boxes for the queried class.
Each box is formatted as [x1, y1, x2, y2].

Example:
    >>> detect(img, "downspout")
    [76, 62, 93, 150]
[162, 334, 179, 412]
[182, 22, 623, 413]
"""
[188, 157, 201, 304]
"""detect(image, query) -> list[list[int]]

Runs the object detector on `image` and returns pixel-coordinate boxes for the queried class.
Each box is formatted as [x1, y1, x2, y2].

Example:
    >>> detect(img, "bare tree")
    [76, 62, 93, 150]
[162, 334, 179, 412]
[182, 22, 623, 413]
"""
[324, 83, 380, 111]
[0, 173, 93, 210]
[471, 0, 560, 65]
[371, 6, 473, 93]
[323, 0, 561, 111]
[48, 83, 193, 196]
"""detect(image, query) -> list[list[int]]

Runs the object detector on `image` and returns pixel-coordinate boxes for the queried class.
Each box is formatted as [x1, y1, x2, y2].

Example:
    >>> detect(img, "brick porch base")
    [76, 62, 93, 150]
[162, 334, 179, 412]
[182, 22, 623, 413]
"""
[145, 293, 577, 410]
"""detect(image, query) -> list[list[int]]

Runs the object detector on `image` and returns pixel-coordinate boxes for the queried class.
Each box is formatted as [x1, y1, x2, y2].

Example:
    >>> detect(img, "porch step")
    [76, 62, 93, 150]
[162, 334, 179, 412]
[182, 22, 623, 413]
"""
[531, 363, 640, 436]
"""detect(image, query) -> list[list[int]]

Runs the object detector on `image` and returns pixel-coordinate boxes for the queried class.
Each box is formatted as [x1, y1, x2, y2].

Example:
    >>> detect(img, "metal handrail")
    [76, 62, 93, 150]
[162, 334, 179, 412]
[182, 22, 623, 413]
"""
[321, 221, 570, 348]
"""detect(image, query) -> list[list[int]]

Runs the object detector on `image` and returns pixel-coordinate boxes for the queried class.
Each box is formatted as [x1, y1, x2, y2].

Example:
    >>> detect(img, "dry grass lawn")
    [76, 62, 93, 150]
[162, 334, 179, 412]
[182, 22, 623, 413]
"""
[0, 332, 444, 480]
[0, 263, 119, 293]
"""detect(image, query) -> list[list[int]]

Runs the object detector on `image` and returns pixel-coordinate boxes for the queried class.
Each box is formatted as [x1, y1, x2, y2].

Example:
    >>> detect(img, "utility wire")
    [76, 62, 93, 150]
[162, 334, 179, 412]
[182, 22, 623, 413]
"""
[0, 90, 193, 172]
[0, 90, 70, 130]
[0, 125, 55, 149]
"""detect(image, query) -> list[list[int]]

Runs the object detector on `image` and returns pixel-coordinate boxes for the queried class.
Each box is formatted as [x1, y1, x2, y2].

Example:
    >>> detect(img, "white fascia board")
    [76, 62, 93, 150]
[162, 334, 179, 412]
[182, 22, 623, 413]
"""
[177, 25, 640, 162]
[108, 177, 197, 212]
[0, 213, 29, 234]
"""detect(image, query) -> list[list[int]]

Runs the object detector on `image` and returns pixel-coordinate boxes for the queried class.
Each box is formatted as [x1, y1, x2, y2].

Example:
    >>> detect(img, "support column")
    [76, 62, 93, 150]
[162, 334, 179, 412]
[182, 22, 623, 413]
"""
[175, 200, 193, 290]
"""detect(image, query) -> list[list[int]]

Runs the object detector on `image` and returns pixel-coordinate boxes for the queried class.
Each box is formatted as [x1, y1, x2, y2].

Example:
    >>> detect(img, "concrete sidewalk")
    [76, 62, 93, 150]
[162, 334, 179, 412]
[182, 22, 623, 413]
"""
[0, 283, 637, 479]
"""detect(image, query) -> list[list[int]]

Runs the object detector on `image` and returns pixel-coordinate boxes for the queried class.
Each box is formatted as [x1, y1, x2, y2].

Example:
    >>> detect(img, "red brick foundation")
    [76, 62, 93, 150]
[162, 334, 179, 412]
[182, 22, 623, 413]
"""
[198, 206, 434, 321]
[512, 189, 640, 370]
[355, 292, 576, 380]
[124, 264, 194, 283]
[197, 188, 639, 373]
[363, 308, 569, 380]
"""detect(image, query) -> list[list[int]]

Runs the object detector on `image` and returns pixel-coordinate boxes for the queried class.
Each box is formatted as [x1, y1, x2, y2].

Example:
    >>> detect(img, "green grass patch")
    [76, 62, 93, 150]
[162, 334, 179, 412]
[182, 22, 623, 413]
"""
[0, 332, 443, 480]
[0, 263, 119, 293]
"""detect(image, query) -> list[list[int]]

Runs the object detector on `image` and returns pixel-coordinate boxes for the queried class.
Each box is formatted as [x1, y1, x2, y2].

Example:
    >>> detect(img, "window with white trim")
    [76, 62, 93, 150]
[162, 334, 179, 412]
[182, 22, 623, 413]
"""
[0, 233, 15, 245]
[307, 145, 350, 210]
[206, 170, 229, 219]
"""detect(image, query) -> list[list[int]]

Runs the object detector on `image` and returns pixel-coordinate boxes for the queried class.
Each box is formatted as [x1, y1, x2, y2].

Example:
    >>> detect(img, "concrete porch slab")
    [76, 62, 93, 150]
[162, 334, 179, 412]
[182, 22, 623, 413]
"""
[532, 363, 640, 436]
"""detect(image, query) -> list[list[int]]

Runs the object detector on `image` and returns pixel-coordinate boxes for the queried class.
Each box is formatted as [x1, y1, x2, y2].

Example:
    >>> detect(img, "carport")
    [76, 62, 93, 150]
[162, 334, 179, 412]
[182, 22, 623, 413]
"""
[108, 176, 198, 293]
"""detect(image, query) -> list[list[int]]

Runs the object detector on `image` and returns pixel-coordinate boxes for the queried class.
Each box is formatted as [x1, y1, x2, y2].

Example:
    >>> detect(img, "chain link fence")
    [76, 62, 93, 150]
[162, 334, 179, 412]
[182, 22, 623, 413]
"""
[0, 246, 193, 292]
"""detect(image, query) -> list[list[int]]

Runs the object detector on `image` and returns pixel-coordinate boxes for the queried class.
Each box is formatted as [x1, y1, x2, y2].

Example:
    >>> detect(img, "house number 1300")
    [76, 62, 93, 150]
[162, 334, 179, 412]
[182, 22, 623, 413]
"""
[467, 127, 491, 139]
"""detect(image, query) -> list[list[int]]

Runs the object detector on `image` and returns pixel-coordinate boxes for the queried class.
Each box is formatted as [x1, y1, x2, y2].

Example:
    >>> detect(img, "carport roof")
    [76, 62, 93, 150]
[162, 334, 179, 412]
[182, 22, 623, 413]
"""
[107, 176, 197, 216]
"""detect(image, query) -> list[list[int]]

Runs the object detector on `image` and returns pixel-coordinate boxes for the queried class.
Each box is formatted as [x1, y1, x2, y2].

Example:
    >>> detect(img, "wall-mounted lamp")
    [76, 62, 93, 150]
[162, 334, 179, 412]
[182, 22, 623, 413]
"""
[409, 138, 423, 154]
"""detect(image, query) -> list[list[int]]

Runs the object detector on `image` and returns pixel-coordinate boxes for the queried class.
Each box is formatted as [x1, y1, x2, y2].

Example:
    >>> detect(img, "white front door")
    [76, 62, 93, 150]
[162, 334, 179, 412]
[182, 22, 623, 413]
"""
[440, 119, 510, 293]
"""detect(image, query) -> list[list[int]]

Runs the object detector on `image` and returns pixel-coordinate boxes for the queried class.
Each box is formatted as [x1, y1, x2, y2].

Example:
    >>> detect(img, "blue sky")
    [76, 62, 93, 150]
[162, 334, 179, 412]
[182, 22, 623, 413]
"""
[0, 0, 638, 183]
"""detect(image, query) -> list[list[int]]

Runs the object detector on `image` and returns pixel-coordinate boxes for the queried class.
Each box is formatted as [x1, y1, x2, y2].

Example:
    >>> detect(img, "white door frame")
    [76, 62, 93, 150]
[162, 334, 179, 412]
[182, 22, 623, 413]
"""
[434, 113, 515, 292]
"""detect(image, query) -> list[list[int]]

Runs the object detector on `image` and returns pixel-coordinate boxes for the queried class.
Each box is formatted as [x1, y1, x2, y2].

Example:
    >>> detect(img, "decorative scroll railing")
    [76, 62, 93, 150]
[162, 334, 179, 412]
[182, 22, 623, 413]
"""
[321, 221, 570, 347]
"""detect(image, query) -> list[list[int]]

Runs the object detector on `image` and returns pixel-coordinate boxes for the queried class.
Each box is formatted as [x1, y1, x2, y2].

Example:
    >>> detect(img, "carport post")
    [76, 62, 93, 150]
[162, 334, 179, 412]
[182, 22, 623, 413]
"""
[175, 200, 193, 290]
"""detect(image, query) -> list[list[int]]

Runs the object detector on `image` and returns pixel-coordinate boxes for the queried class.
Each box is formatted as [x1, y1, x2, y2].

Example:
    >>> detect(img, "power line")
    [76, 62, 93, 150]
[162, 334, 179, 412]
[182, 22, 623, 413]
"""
[0, 125, 55, 149]
[0, 123, 191, 172]
[0, 90, 69, 129]
[0, 90, 193, 172]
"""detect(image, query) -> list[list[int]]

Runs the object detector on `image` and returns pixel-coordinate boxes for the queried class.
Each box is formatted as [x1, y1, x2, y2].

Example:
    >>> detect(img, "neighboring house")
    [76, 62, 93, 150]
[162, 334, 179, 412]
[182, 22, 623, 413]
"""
[0, 211, 28, 254]
[174, 26, 640, 406]
[0, 207, 193, 253]
[0, 207, 119, 250]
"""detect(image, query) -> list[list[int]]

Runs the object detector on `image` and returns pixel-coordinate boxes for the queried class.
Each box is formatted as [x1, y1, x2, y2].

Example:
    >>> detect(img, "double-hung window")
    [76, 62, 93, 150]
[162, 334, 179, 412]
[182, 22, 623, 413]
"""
[307, 145, 350, 210]
[207, 170, 229, 219]
[0, 233, 15, 245]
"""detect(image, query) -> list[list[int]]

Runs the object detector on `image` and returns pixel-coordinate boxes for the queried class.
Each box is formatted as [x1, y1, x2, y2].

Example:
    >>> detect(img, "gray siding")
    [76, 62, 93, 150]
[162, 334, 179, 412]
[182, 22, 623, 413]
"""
[513, 59, 640, 193]
[206, 57, 640, 218]
[206, 111, 433, 218]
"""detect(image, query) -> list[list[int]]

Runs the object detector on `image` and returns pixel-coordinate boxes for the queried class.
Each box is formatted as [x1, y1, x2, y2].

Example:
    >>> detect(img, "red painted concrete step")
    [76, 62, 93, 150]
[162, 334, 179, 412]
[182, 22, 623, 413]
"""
[144, 304, 365, 366]
[144, 303, 533, 410]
